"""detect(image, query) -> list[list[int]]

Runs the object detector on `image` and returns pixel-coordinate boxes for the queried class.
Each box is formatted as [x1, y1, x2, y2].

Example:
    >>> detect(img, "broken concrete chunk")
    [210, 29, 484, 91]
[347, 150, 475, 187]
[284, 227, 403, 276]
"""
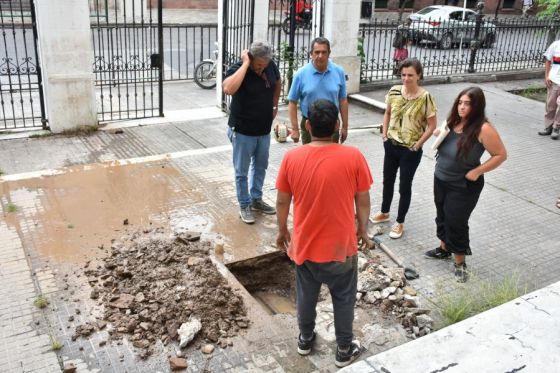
[416, 314, 434, 329]
[63, 362, 77, 373]
[178, 319, 202, 348]
[169, 357, 188, 371]
[201, 344, 215, 354]
[108, 294, 134, 309]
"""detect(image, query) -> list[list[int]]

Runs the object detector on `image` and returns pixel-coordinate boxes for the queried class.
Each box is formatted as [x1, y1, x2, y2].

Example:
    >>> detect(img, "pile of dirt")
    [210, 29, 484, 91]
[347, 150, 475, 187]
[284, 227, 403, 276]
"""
[75, 228, 247, 358]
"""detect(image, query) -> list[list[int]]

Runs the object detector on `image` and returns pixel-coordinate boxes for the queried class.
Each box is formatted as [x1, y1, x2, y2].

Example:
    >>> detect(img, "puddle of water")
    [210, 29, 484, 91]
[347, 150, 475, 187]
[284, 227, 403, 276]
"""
[253, 291, 296, 315]
[1, 162, 205, 263]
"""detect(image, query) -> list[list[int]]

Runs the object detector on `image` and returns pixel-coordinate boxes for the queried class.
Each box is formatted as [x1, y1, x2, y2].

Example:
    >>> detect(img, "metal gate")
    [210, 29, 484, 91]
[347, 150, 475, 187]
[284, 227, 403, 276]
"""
[221, 0, 255, 111]
[90, 0, 163, 122]
[0, 0, 47, 130]
[268, 0, 326, 102]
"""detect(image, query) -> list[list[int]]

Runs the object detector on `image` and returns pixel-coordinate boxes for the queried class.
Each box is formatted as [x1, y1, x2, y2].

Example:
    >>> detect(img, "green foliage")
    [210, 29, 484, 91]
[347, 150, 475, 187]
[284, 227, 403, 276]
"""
[436, 273, 527, 328]
[29, 131, 53, 139]
[357, 37, 368, 84]
[0, 168, 4, 176]
[34, 295, 49, 309]
[6, 203, 17, 213]
[535, 0, 560, 18]
[51, 339, 63, 351]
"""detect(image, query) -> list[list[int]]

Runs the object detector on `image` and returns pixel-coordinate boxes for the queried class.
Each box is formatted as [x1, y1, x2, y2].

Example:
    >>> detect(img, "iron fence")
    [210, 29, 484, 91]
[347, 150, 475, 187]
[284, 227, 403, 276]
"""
[0, 0, 46, 130]
[359, 17, 557, 83]
[268, 0, 326, 102]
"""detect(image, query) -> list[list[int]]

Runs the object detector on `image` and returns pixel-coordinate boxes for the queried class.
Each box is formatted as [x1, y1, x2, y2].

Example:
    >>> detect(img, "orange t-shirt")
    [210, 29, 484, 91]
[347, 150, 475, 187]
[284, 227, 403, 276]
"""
[276, 144, 373, 265]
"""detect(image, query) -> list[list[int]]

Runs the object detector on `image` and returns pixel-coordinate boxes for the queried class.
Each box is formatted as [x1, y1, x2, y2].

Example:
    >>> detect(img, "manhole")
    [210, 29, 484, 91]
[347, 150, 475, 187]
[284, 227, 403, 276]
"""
[227, 251, 296, 315]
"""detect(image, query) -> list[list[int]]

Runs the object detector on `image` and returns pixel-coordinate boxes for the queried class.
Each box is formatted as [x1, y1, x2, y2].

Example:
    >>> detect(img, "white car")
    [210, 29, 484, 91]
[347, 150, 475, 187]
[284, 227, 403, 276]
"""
[401, 5, 496, 49]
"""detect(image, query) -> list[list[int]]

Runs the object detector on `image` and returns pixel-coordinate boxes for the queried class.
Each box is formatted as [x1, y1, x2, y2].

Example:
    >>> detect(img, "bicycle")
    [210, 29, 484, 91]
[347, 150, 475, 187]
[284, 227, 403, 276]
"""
[194, 42, 218, 89]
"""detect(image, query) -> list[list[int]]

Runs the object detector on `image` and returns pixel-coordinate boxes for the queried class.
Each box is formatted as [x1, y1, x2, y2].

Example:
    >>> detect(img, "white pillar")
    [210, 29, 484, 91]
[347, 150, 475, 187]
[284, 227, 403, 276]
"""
[324, 0, 362, 94]
[253, 0, 269, 42]
[35, 0, 97, 133]
[216, 0, 224, 108]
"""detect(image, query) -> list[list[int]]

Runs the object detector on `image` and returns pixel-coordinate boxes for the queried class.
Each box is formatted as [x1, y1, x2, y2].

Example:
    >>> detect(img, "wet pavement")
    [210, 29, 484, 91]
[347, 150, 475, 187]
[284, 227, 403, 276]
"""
[1, 77, 559, 372]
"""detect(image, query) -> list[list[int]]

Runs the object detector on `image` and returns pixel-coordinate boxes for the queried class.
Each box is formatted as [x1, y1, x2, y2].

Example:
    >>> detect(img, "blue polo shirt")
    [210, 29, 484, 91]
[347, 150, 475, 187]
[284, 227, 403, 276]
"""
[287, 60, 347, 118]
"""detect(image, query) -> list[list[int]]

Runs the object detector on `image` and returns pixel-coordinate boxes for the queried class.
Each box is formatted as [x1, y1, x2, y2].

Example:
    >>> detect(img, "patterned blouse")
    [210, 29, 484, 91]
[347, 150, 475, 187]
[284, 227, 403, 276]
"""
[386, 85, 437, 148]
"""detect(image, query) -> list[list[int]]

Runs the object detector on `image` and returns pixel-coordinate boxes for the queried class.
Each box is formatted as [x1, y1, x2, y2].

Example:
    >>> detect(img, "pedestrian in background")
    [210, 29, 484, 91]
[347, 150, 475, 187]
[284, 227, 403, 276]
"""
[370, 58, 437, 239]
[223, 40, 281, 224]
[392, 30, 409, 77]
[288, 37, 349, 144]
[276, 100, 373, 368]
[425, 87, 507, 283]
[540, 38, 560, 139]
[522, 0, 533, 18]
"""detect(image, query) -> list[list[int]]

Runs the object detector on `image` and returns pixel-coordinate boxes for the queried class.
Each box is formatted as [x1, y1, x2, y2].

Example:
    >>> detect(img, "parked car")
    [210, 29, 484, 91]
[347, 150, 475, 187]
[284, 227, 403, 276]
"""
[399, 5, 496, 49]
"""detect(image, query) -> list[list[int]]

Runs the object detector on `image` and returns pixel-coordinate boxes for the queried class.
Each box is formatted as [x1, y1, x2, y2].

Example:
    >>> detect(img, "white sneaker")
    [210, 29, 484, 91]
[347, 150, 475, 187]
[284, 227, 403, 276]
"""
[369, 212, 390, 224]
[389, 223, 404, 239]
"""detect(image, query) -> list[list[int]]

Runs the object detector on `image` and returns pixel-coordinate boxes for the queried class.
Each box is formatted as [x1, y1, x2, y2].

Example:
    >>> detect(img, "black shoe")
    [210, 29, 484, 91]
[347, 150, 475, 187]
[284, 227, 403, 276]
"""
[335, 340, 363, 368]
[551, 127, 559, 140]
[454, 262, 469, 283]
[297, 332, 316, 356]
[251, 199, 276, 215]
[538, 126, 553, 136]
[424, 247, 451, 260]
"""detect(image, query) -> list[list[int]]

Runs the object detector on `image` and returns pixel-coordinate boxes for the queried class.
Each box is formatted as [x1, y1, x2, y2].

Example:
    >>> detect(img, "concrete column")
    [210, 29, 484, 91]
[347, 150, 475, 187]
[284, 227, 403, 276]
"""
[35, 0, 97, 133]
[216, 0, 224, 108]
[324, 0, 362, 94]
[253, 0, 269, 42]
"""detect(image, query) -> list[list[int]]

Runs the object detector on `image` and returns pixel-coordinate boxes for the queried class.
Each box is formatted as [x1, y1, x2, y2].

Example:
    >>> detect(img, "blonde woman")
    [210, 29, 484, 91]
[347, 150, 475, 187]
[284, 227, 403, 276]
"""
[370, 58, 437, 239]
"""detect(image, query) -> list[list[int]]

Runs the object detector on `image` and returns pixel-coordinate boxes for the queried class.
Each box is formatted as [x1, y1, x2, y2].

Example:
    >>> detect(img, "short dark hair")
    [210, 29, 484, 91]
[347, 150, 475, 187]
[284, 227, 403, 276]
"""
[308, 99, 338, 138]
[310, 37, 331, 53]
[398, 58, 424, 80]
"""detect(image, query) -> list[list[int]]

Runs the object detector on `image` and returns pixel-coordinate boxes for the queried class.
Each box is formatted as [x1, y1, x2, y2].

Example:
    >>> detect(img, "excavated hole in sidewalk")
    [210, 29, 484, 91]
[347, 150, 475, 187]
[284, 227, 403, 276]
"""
[227, 252, 297, 315]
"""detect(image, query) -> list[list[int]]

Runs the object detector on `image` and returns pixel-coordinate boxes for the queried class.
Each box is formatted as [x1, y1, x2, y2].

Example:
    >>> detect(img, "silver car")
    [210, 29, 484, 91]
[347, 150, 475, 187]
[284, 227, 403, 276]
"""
[402, 5, 496, 49]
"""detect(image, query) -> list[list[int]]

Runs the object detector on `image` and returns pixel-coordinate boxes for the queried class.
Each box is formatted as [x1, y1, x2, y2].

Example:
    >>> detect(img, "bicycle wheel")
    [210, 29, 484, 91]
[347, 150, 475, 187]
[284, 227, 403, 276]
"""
[194, 61, 216, 89]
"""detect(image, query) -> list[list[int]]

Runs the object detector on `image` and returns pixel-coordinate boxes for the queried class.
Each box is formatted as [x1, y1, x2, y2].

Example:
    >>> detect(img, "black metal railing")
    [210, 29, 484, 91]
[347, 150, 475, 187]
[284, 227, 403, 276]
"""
[0, 0, 46, 130]
[162, 24, 218, 81]
[359, 17, 557, 83]
[90, 0, 163, 122]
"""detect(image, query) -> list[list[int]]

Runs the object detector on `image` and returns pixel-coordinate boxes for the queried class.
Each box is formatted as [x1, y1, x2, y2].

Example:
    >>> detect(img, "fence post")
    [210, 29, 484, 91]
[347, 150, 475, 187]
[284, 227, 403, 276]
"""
[467, 1, 485, 73]
[34, 0, 97, 132]
[324, 0, 362, 94]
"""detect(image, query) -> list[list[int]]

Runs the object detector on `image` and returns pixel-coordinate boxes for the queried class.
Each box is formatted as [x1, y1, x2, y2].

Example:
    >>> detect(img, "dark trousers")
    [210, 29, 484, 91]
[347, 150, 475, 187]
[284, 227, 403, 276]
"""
[295, 256, 357, 347]
[381, 140, 423, 223]
[434, 176, 484, 255]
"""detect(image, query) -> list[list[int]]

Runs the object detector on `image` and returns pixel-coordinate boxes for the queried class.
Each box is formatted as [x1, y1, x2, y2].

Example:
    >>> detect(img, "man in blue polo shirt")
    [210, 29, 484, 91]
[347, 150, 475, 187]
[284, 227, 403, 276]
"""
[288, 37, 348, 144]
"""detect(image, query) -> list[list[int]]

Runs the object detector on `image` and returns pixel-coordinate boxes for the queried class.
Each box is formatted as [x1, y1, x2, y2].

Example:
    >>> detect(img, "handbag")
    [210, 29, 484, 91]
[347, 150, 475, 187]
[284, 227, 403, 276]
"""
[431, 120, 450, 153]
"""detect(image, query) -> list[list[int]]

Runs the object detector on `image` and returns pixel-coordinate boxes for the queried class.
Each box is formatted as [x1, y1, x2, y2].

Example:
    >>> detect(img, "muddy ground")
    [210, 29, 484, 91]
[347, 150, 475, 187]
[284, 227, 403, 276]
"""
[72, 228, 249, 359]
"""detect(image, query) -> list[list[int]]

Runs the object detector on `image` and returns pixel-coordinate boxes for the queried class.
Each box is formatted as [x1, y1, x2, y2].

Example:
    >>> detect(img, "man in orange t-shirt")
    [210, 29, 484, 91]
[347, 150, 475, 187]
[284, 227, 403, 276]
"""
[276, 99, 373, 368]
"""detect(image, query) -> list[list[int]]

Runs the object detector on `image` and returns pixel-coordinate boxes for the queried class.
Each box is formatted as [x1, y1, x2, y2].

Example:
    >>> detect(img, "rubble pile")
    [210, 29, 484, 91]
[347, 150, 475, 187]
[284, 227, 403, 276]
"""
[75, 228, 248, 357]
[357, 253, 434, 339]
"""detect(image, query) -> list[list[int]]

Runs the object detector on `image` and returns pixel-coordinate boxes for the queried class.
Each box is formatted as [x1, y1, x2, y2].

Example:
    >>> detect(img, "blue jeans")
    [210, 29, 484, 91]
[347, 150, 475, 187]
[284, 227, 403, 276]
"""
[227, 127, 270, 208]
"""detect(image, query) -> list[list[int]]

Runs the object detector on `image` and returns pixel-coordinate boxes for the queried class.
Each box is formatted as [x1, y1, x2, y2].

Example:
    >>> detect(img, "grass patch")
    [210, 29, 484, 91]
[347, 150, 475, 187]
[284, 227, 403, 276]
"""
[29, 131, 53, 139]
[436, 273, 527, 328]
[6, 203, 17, 213]
[51, 339, 63, 351]
[511, 85, 547, 103]
[33, 294, 49, 309]
[67, 224, 74, 229]
[60, 125, 99, 137]
[0, 169, 4, 176]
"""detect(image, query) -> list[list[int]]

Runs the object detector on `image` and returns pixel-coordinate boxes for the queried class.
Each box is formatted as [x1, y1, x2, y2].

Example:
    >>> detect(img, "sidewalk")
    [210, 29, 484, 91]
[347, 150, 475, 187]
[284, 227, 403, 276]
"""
[1, 77, 559, 372]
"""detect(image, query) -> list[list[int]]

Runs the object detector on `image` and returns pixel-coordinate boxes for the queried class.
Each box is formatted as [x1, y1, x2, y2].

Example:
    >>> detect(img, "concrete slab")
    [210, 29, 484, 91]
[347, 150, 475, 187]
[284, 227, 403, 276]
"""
[342, 280, 560, 372]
